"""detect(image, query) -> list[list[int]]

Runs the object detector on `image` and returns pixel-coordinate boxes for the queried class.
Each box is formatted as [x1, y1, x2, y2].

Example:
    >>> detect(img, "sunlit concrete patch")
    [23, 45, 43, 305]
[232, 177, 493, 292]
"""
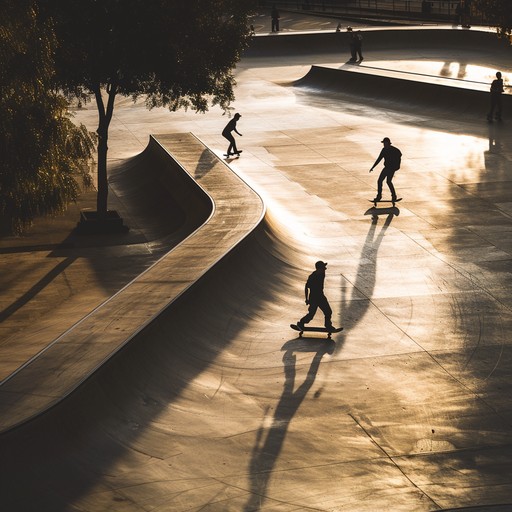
[355, 60, 511, 90]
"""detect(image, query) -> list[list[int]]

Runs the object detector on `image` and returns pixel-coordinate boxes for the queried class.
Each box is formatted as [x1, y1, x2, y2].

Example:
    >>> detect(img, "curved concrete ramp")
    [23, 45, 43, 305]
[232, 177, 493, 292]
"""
[0, 133, 264, 434]
[295, 65, 511, 118]
[106, 136, 212, 244]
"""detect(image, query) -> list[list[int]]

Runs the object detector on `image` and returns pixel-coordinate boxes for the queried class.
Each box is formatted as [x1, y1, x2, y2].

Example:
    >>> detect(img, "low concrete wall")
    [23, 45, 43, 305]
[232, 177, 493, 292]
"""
[244, 27, 512, 58]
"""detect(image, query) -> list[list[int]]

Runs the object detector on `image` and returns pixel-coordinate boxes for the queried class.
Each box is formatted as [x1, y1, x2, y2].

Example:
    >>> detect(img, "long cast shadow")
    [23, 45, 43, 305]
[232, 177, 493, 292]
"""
[0, 256, 76, 324]
[244, 338, 334, 511]
[334, 212, 396, 354]
[244, 214, 396, 510]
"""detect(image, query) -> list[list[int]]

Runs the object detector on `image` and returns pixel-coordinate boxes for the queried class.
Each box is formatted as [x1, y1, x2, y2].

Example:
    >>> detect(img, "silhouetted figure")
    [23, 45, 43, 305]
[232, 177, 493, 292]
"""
[271, 5, 280, 32]
[455, 1, 463, 25]
[463, 0, 472, 27]
[222, 113, 242, 156]
[297, 261, 334, 330]
[487, 71, 504, 122]
[369, 137, 402, 202]
[354, 30, 363, 62]
[347, 27, 357, 62]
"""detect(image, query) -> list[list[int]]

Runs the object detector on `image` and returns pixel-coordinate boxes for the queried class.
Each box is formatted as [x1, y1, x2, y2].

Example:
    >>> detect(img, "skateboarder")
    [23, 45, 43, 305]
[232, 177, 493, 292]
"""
[369, 137, 402, 202]
[222, 113, 242, 156]
[487, 71, 504, 122]
[297, 261, 334, 331]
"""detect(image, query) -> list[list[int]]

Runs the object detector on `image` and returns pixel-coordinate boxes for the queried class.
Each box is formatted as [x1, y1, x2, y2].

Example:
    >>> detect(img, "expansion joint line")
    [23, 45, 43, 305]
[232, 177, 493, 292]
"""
[348, 413, 441, 509]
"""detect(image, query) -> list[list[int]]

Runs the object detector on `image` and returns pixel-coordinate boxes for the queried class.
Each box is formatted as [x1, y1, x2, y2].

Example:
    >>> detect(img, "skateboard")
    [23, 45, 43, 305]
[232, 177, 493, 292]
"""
[290, 324, 343, 339]
[224, 150, 243, 158]
[369, 198, 402, 207]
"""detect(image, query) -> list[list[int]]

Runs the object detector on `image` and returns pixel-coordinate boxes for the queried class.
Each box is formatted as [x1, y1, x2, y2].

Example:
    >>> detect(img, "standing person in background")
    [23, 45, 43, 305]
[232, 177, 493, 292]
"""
[271, 4, 280, 32]
[487, 71, 504, 122]
[354, 30, 364, 62]
[347, 27, 357, 62]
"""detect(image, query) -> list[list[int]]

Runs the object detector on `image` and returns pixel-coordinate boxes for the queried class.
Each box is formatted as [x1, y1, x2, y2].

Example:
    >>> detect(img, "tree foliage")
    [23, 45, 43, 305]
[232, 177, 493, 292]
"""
[40, 0, 256, 217]
[0, 0, 96, 235]
[474, 0, 512, 41]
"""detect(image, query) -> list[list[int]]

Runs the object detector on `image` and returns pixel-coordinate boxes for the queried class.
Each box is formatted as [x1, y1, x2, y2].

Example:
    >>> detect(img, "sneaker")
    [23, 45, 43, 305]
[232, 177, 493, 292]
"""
[297, 321, 305, 330]
[373, 196, 381, 202]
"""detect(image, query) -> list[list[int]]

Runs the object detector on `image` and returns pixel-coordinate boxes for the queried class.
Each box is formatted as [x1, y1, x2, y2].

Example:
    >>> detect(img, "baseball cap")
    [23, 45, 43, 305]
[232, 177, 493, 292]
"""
[315, 261, 328, 269]
[381, 137, 391, 143]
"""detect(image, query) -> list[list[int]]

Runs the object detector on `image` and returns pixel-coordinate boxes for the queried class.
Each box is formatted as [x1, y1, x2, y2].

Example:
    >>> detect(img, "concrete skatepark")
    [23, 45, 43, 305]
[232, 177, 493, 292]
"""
[1, 13, 512, 512]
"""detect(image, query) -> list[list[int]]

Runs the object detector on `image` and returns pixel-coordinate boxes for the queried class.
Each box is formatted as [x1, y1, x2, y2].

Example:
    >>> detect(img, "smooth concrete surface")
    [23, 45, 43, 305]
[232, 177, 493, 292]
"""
[0, 136, 212, 384]
[2, 24, 512, 511]
[0, 133, 263, 432]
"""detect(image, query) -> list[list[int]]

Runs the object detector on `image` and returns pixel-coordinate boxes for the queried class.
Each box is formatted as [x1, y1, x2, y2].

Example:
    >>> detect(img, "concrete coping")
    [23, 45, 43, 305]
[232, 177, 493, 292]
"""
[0, 133, 265, 434]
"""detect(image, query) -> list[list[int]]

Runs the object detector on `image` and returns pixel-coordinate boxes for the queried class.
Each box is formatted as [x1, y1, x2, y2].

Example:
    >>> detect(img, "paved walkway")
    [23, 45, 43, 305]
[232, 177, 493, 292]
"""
[2, 21, 512, 512]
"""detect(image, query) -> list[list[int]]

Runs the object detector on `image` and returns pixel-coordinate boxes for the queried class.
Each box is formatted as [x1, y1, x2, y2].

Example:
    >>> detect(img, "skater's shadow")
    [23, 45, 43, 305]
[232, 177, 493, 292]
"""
[365, 206, 400, 219]
[243, 339, 333, 511]
[244, 215, 396, 510]
[333, 212, 395, 355]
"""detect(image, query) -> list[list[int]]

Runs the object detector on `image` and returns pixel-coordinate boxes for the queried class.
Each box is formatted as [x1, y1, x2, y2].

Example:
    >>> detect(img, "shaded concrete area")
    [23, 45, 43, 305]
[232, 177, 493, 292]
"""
[2, 24, 512, 511]
[0, 137, 209, 383]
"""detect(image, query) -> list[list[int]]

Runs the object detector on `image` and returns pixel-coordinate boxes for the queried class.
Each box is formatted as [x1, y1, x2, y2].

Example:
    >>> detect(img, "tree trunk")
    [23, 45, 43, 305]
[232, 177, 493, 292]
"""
[94, 82, 117, 218]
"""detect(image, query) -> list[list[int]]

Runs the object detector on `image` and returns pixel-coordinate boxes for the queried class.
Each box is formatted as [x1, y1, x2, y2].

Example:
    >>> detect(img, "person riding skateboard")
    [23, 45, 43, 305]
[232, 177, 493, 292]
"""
[297, 261, 334, 331]
[222, 113, 242, 156]
[369, 137, 402, 202]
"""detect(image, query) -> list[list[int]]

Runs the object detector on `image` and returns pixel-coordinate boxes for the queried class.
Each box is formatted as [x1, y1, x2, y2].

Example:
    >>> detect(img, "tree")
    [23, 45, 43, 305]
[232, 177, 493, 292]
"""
[40, 0, 255, 222]
[474, 0, 512, 41]
[0, 0, 96, 235]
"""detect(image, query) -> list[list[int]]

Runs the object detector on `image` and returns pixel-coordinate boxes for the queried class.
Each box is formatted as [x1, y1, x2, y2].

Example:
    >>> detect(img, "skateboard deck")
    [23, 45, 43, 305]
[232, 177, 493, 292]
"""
[369, 198, 402, 206]
[290, 324, 343, 339]
[224, 150, 242, 158]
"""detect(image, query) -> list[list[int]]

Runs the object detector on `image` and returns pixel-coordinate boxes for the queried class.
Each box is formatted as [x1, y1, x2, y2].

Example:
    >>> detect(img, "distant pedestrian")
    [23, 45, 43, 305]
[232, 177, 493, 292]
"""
[222, 113, 243, 156]
[369, 137, 402, 202]
[347, 27, 357, 62]
[487, 71, 504, 122]
[271, 5, 280, 32]
[297, 261, 334, 331]
[455, 1, 463, 25]
[354, 30, 364, 62]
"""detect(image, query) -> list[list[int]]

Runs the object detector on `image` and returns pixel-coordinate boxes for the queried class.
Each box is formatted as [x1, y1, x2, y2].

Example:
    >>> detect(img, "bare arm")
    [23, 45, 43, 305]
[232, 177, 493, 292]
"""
[369, 149, 384, 172]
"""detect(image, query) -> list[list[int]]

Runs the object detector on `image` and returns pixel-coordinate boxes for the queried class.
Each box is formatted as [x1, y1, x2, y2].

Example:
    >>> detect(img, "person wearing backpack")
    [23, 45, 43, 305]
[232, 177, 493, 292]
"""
[369, 137, 402, 202]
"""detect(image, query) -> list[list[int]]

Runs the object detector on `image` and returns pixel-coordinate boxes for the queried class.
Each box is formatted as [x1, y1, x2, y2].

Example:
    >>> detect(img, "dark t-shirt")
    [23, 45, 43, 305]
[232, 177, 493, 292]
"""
[490, 78, 504, 95]
[377, 146, 402, 171]
[222, 119, 238, 136]
[306, 270, 325, 301]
